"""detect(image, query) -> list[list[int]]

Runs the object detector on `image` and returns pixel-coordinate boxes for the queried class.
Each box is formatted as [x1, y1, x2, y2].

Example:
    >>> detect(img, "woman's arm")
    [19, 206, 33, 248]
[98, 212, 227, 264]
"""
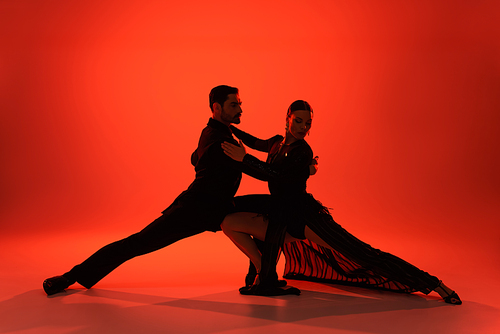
[222, 141, 312, 182]
[242, 151, 311, 182]
[309, 156, 319, 175]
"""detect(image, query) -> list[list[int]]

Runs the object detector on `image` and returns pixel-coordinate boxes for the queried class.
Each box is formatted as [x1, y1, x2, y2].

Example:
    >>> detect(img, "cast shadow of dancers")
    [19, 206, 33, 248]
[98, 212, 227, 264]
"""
[0, 286, 481, 334]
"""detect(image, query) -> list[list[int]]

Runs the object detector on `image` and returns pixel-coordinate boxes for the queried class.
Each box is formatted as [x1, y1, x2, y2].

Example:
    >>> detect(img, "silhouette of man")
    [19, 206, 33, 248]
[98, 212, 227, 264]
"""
[43, 85, 255, 294]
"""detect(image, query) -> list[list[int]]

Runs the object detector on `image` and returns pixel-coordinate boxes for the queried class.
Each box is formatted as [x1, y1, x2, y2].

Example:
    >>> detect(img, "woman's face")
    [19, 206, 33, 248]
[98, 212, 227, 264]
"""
[287, 109, 313, 141]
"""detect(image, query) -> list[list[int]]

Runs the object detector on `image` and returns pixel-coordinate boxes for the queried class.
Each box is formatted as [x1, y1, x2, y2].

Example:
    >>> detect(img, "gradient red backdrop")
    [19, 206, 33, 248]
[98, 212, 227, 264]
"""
[1, 1, 499, 280]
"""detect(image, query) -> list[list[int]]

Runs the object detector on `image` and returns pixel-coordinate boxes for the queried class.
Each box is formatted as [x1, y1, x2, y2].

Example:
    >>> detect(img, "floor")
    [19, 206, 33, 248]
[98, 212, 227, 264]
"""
[1, 230, 499, 334]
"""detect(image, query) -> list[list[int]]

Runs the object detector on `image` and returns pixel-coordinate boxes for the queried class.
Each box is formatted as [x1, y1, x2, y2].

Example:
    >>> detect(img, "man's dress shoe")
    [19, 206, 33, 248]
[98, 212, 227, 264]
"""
[43, 275, 72, 295]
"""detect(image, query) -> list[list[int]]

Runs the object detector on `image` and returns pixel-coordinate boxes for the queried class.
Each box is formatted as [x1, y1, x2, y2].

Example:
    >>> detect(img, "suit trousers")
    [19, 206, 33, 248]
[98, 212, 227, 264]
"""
[65, 201, 220, 288]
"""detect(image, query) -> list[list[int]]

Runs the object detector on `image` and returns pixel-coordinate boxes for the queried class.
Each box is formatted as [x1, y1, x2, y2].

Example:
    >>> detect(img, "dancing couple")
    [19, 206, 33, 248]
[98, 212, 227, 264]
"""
[43, 85, 461, 305]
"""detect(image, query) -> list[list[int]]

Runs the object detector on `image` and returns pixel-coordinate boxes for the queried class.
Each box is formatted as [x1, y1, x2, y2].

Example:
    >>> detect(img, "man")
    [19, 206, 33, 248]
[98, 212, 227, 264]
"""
[43, 85, 254, 294]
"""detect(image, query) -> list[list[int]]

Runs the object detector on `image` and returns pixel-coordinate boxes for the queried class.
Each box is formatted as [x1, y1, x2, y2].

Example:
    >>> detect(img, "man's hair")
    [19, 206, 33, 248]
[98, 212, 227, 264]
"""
[209, 85, 239, 111]
[287, 100, 313, 118]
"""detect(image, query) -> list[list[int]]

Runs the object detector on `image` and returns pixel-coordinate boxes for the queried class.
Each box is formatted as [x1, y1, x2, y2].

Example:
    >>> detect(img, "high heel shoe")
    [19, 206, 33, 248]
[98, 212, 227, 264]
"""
[436, 281, 462, 305]
[244, 272, 287, 288]
[443, 291, 462, 305]
[239, 273, 299, 296]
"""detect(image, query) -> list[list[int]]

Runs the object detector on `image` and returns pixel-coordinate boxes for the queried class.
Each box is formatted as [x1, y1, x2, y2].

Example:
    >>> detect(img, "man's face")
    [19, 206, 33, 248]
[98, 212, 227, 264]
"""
[220, 94, 243, 124]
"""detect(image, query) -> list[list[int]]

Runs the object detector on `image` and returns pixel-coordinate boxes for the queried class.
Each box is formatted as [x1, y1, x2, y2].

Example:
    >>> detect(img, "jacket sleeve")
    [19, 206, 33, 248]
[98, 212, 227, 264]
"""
[191, 149, 199, 166]
[230, 126, 282, 153]
[241, 146, 313, 182]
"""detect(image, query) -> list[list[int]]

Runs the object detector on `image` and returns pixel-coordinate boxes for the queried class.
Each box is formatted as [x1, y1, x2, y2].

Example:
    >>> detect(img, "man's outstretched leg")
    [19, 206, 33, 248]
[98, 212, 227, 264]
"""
[43, 204, 207, 295]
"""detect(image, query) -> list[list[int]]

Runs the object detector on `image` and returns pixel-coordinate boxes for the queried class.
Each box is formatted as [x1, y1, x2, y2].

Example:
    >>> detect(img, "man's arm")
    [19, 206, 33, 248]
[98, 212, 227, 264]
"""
[191, 149, 199, 166]
[230, 125, 282, 153]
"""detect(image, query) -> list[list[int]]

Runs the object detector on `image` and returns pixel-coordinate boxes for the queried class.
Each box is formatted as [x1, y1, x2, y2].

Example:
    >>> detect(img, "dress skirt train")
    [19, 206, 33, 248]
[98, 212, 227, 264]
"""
[282, 213, 440, 294]
[235, 193, 440, 294]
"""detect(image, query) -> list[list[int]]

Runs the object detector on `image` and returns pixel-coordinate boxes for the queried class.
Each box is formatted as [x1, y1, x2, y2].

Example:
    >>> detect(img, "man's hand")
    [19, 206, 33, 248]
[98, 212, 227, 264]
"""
[222, 140, 247, 162]
[309, 156, 319, 175]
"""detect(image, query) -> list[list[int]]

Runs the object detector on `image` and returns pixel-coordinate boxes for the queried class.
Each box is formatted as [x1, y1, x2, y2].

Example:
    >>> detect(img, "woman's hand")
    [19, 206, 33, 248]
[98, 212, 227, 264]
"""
[222, 140, 247, 162]
[309, 156, 319, 175]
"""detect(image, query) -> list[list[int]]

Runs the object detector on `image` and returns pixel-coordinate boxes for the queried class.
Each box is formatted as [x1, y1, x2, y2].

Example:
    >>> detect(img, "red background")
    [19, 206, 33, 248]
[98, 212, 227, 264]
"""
[1, 1, 499, 280]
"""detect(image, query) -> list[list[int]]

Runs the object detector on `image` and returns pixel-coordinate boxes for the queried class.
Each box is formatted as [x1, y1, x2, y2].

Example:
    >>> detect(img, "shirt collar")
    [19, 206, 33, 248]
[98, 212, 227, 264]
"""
[208, 118, 232, 135]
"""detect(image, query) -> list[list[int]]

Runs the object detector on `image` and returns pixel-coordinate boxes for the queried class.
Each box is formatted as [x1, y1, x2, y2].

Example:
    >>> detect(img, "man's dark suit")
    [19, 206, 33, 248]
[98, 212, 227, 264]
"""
[66, 118, 245, 288]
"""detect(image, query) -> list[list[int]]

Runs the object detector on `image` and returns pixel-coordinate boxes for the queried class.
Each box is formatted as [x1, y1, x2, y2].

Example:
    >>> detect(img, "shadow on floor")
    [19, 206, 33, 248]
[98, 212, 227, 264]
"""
[1, 285, 497, 334]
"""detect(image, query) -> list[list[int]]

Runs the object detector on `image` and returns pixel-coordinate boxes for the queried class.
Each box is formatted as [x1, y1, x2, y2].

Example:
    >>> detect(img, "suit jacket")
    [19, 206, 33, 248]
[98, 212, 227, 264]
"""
[162, 118, 243, 231]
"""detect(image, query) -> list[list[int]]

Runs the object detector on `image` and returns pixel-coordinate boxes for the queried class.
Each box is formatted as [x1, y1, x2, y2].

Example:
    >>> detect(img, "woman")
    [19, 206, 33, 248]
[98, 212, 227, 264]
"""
[221, 100, 462, 304]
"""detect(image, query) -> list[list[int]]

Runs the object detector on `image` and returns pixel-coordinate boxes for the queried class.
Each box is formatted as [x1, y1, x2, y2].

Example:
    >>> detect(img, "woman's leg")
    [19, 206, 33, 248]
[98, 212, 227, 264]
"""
[221, 212, 299, 273]
[303, 226, 461, 303]
[221, 212, 268, 273]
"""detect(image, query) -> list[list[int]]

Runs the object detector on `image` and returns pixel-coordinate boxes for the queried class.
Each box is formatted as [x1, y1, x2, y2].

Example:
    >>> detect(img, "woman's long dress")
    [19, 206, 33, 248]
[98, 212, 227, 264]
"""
[231, 126, 440, 294]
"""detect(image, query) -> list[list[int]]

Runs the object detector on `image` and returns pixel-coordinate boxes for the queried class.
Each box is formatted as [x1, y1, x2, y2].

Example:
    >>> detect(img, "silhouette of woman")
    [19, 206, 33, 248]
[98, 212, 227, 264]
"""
[221, 100, 461, 304]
